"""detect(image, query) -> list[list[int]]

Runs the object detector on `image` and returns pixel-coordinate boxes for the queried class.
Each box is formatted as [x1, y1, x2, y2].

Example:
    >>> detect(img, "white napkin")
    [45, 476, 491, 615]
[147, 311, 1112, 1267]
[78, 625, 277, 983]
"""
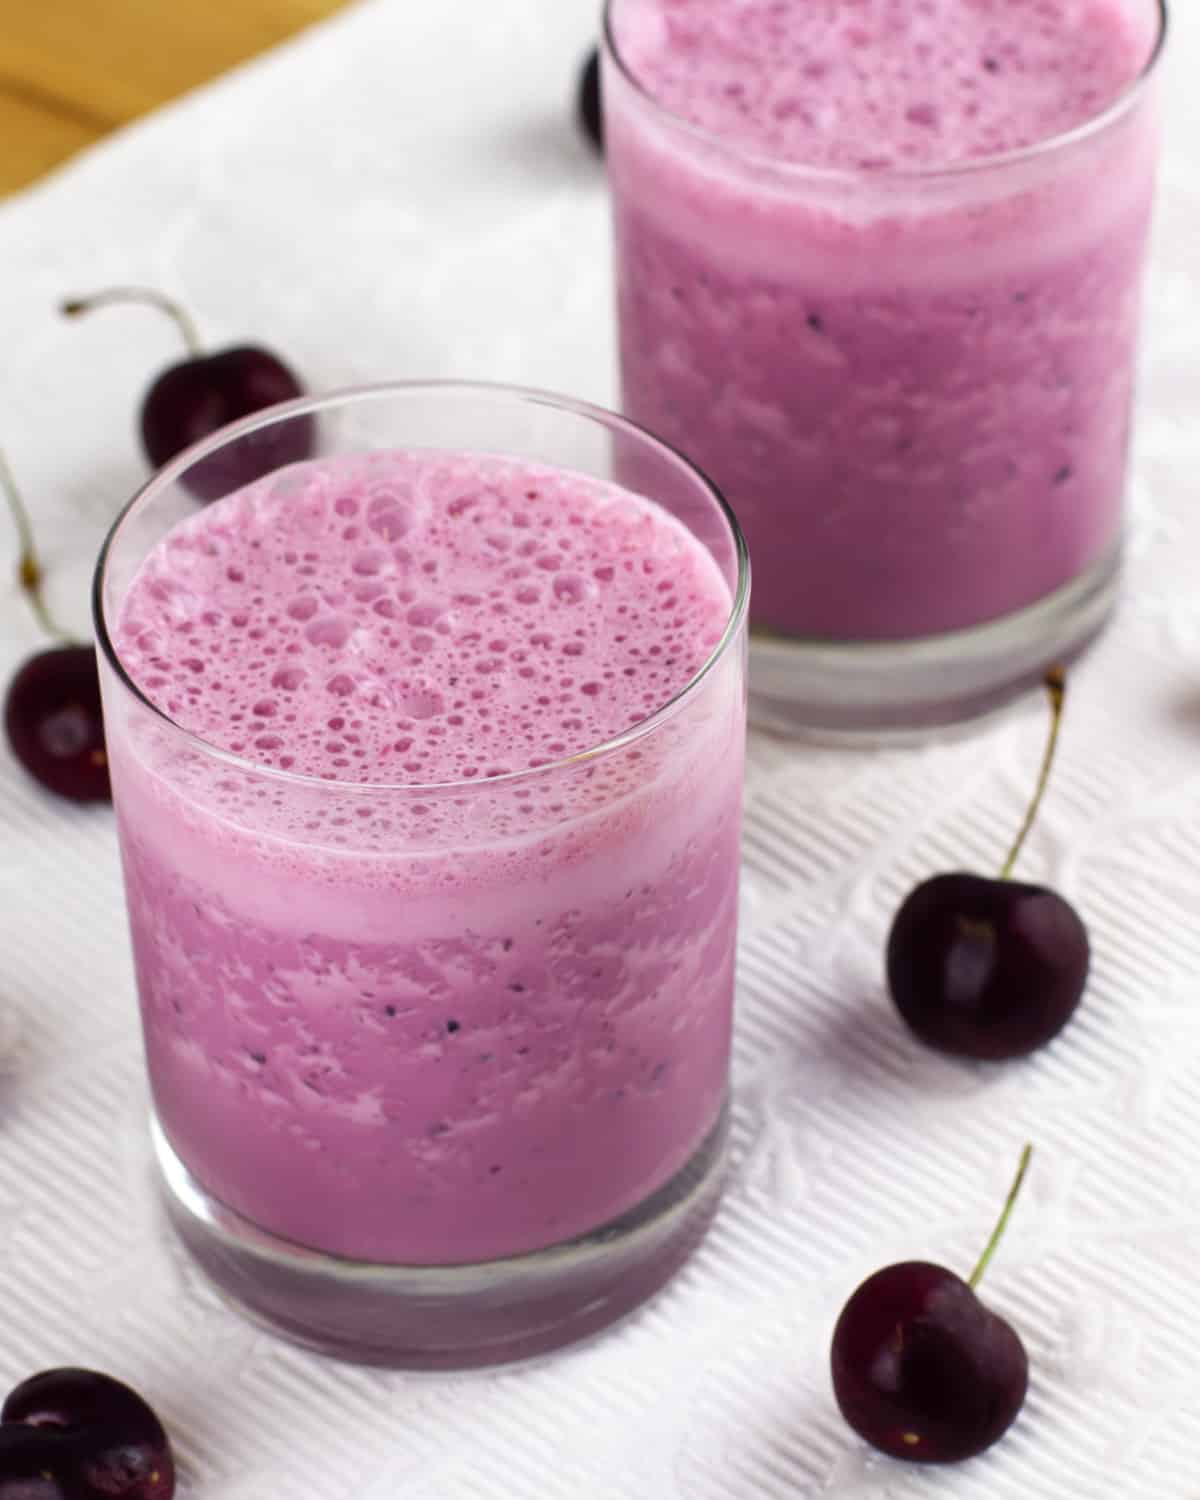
[2, 1, 1199, 1495]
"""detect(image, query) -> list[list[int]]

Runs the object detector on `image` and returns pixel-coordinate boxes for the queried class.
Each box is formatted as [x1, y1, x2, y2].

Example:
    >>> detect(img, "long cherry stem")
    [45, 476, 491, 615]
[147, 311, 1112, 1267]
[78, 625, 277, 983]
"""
[968, 1144, 1033, 1290]
[60, 286, 203, 357]
[1, 449, 73, 643]
[999, 667, 1066, 880]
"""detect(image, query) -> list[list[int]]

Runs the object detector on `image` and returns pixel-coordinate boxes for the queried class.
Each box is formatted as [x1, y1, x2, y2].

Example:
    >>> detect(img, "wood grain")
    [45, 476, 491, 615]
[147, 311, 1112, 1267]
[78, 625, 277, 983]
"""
[0, 0, 350, 196]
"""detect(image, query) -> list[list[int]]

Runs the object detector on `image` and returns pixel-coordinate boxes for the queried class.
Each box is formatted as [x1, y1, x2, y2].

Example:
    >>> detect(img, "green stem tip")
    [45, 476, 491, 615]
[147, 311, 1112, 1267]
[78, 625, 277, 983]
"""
[968, 1143, 1034, 1291]
[60, 285, 204, 358]
[999, 667, 1067, 881]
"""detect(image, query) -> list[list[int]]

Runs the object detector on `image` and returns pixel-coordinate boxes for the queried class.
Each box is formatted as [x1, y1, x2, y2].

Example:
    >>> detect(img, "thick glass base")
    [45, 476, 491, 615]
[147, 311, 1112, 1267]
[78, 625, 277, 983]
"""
[152, 1102, 729, 1369]
[748, 546, 1119, 739]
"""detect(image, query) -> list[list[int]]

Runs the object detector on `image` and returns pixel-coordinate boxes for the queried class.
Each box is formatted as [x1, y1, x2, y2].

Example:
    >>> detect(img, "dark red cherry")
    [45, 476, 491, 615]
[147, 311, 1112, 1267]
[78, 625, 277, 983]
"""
[1, 1368, 174, 1500]
[578, 48, 603, 151]
[886, 668, 1088, 1060]
[4, 646, 109, 802]
[62, 287, 313, 500]
[887, 872, 1088, 1059]
[831, 1261, 1028, 1463]
[830, 1147, 1032, 1465]
[139, 346, 310, 500]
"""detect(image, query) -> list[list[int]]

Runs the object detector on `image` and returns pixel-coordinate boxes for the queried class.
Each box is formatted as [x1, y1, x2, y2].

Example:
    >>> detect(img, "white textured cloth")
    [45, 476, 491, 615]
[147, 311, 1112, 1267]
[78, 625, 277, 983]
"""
[2, 2, 1199, 1495]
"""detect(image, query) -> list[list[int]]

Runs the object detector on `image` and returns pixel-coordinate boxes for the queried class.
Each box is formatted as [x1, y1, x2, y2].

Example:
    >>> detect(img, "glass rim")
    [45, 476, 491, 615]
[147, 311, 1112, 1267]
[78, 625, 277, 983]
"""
[92, 378, 750, 798]
[602, 0, 1169, 186]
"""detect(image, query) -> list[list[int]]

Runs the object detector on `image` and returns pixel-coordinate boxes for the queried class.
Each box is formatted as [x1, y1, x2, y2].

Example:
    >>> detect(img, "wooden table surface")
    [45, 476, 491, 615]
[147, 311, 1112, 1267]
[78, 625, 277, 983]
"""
[0, 0, 349, 196]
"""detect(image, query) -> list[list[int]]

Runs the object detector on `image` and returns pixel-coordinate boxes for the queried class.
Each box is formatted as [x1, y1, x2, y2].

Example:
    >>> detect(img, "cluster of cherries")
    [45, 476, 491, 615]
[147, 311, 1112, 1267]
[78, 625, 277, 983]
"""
[0, 67, 1093, 1483]
[0, 1369, 174, 1499]
[836, 670, 1086, 1464]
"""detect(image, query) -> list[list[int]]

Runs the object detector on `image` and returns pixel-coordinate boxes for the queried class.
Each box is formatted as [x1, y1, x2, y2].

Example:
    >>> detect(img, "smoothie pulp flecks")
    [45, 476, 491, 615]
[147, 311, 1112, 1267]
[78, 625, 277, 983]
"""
[109, 449, 744, 1264]
[605, 0, 1162, 641]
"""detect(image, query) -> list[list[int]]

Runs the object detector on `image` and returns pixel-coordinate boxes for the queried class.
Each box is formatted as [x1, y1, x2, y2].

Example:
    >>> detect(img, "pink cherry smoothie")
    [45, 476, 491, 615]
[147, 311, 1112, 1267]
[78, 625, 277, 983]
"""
[109, 449, 744, 1264]
[605, 0, 1162, 640]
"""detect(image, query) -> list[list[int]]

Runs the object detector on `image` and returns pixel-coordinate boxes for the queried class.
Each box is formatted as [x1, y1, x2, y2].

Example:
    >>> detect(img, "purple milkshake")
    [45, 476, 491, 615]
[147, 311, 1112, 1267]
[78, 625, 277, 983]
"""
[604, 0, 1166, 730]
[95, 385, 748, 1365]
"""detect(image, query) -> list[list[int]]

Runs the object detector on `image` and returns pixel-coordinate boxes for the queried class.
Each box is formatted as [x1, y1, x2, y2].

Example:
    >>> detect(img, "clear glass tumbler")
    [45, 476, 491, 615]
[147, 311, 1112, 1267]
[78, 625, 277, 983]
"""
[94, 383, 748, 1368]
[604, 0, 1167, 734]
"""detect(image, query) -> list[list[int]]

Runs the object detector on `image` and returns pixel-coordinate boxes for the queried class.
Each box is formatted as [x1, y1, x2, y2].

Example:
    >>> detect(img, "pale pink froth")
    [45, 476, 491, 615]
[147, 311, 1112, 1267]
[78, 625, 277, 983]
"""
[117, 451, 730, 783]
[613, 0, 1155, 170]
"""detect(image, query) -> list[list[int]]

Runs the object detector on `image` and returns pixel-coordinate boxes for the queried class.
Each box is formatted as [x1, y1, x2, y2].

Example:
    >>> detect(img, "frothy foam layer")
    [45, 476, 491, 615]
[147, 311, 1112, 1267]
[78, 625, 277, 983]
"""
[116, 451, 730, 786]
[612, 0, 1155, 170]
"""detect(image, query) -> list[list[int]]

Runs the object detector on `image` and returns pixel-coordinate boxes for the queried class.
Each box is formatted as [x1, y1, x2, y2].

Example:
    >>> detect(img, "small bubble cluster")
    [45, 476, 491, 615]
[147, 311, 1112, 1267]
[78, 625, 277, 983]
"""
[116, 450, 730, 787]
[612, 0, 1151, 170]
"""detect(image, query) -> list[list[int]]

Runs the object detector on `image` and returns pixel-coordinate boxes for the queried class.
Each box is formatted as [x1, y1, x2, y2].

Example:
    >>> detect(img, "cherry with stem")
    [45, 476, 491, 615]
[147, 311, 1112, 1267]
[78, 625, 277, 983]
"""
[2, 450, 110, 802]
[886, 669, 1088, 1060]
[831, 1144, 1034, 1464]
[62, 285, 313, 500]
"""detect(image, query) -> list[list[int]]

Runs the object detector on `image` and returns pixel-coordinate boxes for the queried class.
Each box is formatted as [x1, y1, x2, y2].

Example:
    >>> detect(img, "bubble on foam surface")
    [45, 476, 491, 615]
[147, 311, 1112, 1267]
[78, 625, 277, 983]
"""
[116, 450, 731, 804]
[305, 616, 351, 649]
[613, 0, 1153, 169]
